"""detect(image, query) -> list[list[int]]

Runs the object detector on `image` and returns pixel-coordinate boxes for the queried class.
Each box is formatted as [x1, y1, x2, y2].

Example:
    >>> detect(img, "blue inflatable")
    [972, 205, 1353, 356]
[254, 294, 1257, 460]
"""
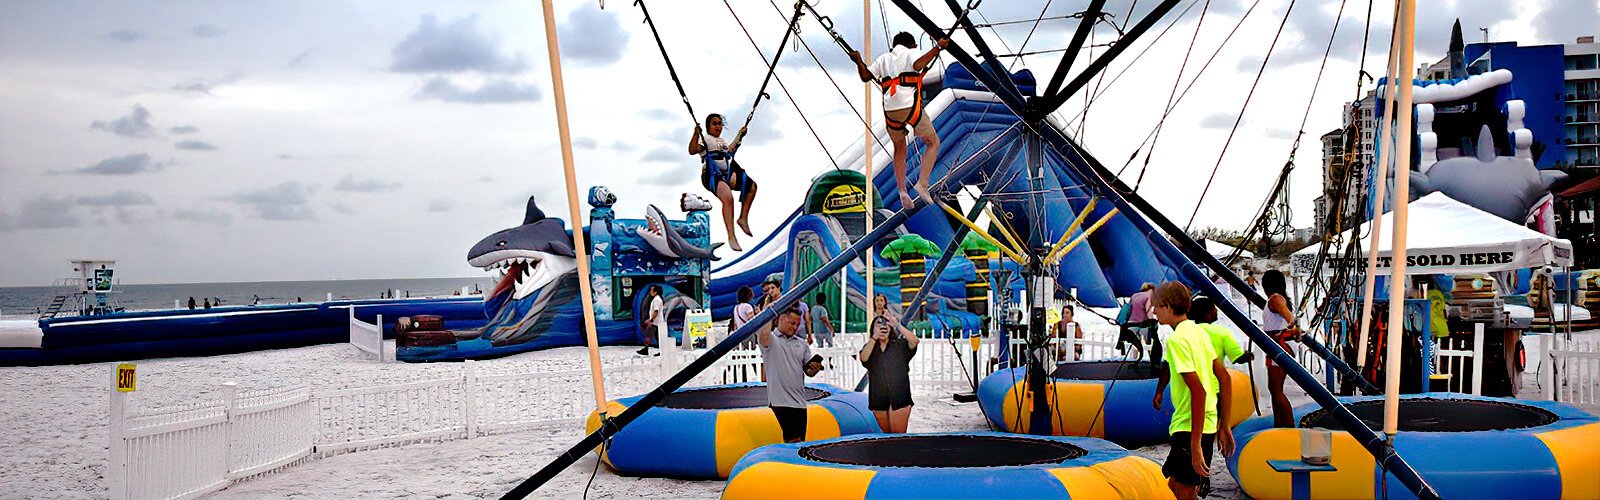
[1229, 394, 1600, 499]
[584, 382, 876, 479]
[978, 361, 1254, 447]
[724, 432, 1173, 499]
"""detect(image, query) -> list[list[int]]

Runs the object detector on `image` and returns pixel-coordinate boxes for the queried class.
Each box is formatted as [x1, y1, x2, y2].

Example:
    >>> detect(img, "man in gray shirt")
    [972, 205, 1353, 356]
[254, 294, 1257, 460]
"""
[759, 304, 822, 442]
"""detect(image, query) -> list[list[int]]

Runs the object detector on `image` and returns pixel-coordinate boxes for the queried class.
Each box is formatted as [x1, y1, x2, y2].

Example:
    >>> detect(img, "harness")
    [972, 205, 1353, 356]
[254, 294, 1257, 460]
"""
[879, 71, 925, 132]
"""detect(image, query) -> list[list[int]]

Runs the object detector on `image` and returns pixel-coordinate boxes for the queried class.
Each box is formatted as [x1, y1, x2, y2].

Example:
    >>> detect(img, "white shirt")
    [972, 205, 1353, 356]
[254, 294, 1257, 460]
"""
[870, 45, 923, 111]
[703, 134, 730, 154]
[649, 295, 666, 335]
[731, 302, 754, 331]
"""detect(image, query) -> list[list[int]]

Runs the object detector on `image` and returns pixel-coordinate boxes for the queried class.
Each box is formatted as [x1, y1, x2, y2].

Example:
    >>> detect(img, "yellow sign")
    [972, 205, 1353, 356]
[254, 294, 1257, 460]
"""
[822, 185, 867, 214]
[115, 363, 137, 392]
[686, 309, 712, 344]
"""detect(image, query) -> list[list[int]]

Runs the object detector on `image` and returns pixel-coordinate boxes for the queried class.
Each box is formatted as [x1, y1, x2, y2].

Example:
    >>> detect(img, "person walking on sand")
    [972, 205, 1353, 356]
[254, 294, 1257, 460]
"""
[849, 33, 947, 208]
[688, 113, 759, 252]
[1150, 282, 1234, 500]
[810, 293, 836, 348]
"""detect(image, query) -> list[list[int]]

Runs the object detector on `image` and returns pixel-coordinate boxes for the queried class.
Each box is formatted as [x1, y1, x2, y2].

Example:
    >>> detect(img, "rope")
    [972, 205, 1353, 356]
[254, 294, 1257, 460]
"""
[1131, 0, 1211, 191]
[736, 2, 808, 139]
[632, 0, 700, 133]
[722, 0, 843, 170]
[766, 0, 892, 156]
[1182, 0, 1298, 230]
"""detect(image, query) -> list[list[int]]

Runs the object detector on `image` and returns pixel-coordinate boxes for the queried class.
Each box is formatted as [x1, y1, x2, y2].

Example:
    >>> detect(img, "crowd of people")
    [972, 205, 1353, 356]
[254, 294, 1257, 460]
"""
[659, 267, 1300, 499]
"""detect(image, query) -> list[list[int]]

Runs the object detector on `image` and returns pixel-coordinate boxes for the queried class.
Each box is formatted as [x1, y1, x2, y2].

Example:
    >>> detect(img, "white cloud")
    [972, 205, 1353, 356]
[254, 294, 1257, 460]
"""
[90, 105, 159, 138]
[414, 76, 540, 104]
[335, 175, 401, 193]
[389, 15, 527, 74]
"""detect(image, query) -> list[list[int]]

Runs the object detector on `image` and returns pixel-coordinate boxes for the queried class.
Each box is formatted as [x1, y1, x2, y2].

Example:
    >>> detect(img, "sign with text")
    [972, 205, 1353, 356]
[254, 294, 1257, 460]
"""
[686, 308, 712, 346]
[115, 363, 136, 392]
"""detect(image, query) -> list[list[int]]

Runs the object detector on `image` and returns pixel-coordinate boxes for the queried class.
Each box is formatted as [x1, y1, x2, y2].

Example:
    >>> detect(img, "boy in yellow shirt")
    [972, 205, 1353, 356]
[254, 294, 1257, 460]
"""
[1151, 282, 1234, 500]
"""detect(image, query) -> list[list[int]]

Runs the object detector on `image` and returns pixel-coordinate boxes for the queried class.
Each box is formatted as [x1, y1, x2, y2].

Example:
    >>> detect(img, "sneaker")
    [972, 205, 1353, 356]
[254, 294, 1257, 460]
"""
[636, 346, 651, 355]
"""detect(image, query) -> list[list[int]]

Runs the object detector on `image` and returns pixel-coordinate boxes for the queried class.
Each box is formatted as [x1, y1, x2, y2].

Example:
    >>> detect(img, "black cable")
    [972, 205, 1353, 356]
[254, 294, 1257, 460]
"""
[1107, 0, 1260, 180]
[722, 0, 843, 170]
[763, 0, 892, 156]
[1182, 0, 1298, 230]
[1131, 0, 1211, 191]
[736, 2, 807, 138]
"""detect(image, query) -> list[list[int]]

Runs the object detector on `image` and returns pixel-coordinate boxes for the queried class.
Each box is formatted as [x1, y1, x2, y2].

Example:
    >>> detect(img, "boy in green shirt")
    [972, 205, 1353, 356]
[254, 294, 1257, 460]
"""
[1151, 282, 1234, 500]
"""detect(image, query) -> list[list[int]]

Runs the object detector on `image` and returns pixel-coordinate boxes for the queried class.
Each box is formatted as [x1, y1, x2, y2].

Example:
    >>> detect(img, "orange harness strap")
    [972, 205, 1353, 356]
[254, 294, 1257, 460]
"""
[880, 72, 925, 132]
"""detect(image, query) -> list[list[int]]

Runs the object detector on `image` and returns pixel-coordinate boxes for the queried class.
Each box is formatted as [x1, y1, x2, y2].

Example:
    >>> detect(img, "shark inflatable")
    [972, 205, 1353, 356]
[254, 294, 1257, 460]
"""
[1410, 98, 1566, 234]
[397, 196, 635, 361]
[636, 204, 723, 261]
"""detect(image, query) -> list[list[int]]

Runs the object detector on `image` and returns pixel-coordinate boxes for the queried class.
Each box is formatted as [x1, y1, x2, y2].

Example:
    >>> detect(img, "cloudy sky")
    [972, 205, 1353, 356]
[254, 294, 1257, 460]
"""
[0, 0, 1594, 286]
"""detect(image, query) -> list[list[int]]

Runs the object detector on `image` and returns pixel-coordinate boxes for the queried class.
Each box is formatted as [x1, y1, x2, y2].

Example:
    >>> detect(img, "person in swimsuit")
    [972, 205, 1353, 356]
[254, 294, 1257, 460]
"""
[1260, 270, 1300, 428]
[1054, 304, 1083, 362]
[859, 294, 918, 433]
[688, 113, 758, 251]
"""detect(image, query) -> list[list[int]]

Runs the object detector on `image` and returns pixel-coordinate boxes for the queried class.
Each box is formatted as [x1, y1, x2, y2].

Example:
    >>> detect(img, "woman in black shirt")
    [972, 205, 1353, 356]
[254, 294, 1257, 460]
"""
[859, 294, 919, 432]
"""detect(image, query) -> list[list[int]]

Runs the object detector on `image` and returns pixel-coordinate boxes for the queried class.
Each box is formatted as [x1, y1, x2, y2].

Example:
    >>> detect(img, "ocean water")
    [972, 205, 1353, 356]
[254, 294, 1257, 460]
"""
[0, 277, 494, 319]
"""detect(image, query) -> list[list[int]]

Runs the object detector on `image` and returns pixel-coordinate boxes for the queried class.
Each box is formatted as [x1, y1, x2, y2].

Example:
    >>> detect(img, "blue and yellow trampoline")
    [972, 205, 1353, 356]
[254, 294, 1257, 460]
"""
[584, 382, 877, 479]
[723, 432, 1174, 499]
[1228, 394, 1600, 499]
[977, 361, 1254, 447]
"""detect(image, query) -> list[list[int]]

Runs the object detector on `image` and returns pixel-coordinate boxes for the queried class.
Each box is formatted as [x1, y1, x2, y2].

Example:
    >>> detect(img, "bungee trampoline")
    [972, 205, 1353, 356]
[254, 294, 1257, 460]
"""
[977, 360, 1255, 447]
[723, 432, 1174, 499]
[584, 382, 877, 479]
[1228, 393, 1600, 500]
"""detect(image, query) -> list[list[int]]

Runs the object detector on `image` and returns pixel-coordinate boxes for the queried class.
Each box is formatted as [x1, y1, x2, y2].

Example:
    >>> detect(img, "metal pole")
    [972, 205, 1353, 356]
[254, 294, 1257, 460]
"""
[1355, 6, 1404, 373]
[1382, 0, 1417, 440]
[538, 0, 607, 416]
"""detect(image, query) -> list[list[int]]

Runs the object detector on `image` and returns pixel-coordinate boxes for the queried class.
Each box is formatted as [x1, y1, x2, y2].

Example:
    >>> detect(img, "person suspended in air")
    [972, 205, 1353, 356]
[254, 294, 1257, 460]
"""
[848, 33, 947, 209]
[688, 113, 759, 252]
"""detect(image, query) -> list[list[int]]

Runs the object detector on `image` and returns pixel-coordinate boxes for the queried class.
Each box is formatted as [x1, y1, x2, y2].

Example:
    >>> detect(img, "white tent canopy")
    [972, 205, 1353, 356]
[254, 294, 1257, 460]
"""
[1200, 239, 1254, 260]
[1291, 192, 1573, 276]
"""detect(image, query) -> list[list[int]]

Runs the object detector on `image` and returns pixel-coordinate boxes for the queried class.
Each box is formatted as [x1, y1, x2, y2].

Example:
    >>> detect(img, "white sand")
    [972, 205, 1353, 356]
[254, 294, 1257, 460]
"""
[3, 319, 1589, 499]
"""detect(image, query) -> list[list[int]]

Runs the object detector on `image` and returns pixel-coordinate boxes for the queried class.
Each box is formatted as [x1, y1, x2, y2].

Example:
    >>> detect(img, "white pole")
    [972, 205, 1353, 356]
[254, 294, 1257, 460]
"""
[540, 0, 608, 414]
[108, 366, 127, 500]
[864, 0, 875, 341]
[1382, 0, 1417, 438]
[377, 313, 387, 362]
[1356, 10, 1406, 373]
[220, 381, 238, 478]
[1471, 322, 1484, 395]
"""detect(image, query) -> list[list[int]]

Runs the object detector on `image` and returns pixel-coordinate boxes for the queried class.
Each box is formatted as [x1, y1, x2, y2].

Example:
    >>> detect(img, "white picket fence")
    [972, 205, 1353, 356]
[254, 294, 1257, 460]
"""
[1431, 324, 1486, 395]
[346, 309, 388, 362]
[1542, 334, 1600, 411]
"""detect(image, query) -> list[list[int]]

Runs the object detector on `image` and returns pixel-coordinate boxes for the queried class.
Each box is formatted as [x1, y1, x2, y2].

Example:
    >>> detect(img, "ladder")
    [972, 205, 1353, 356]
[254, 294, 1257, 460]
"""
[40, 295, 68, 319]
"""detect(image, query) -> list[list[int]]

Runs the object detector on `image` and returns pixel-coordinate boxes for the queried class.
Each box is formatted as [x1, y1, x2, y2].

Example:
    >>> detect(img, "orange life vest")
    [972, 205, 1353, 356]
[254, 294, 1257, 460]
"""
[880, 72, 925, 131]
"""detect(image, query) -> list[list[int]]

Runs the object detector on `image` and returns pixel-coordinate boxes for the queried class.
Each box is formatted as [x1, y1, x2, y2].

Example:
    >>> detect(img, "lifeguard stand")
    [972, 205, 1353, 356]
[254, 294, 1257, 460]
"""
[40, 260, 123, 318]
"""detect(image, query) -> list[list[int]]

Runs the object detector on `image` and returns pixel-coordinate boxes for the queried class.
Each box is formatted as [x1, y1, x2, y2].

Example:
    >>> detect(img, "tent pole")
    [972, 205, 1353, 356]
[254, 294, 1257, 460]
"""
[1382, 0, 1417, 441]
[1355, 5, 1405, 375]
[539, 0, 608, 416]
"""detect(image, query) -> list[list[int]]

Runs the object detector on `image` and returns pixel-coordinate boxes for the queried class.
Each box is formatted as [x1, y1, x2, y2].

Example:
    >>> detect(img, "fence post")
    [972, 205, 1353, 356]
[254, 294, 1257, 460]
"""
[463, 360, 478, 439]
[1471, 323, 1484, 395]
[108, 366, 128, 500]
[220, 381, 239, 481]
[1542, 335, 1555, 401]
[377, 313, 387, 362]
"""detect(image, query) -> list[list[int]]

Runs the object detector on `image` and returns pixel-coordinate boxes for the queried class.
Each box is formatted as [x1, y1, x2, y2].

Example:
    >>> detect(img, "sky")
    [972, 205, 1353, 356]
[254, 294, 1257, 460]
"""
[0, 0, 1594, 286]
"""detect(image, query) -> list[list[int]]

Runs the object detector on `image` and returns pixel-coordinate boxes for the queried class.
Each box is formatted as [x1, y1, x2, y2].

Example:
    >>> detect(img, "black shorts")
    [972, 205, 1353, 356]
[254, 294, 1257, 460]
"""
[701, 156, 753, 193]
[1163, 431, 1217, 486]
[771, 405, 808, 442]
[868, 387, 914, 412]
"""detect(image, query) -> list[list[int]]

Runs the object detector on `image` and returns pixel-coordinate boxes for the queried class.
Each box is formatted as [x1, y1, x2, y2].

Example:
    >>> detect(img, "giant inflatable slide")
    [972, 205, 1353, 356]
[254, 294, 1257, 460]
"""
[397, 62, 1190, 361]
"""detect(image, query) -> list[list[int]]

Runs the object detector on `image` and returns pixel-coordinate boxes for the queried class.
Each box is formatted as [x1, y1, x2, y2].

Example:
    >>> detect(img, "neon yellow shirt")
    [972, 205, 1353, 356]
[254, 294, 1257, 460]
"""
[1166, 319, 1220, 434]
[1200, 322, 1245, 363]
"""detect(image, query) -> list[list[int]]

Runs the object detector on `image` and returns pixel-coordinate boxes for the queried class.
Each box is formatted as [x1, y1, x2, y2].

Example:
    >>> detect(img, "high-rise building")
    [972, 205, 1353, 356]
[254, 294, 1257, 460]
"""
[1564, 36, 1599, 168]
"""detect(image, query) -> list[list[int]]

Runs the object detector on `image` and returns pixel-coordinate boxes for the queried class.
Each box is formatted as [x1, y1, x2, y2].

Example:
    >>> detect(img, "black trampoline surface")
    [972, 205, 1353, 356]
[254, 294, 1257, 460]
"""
[657, 385, 830, 409]
[1301, 398, 1559, 432]
[799, 435, 1087, 468]
[1051, 361, 1161, 380]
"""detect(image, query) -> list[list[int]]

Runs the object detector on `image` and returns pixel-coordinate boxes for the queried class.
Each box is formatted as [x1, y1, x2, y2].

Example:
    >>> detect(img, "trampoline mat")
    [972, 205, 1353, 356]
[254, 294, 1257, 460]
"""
[1051, 361, 1161, 380]
[1301, 398, 1559, 432]
[800, 435, 1087, 468]
[657, 386, 829, 409]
